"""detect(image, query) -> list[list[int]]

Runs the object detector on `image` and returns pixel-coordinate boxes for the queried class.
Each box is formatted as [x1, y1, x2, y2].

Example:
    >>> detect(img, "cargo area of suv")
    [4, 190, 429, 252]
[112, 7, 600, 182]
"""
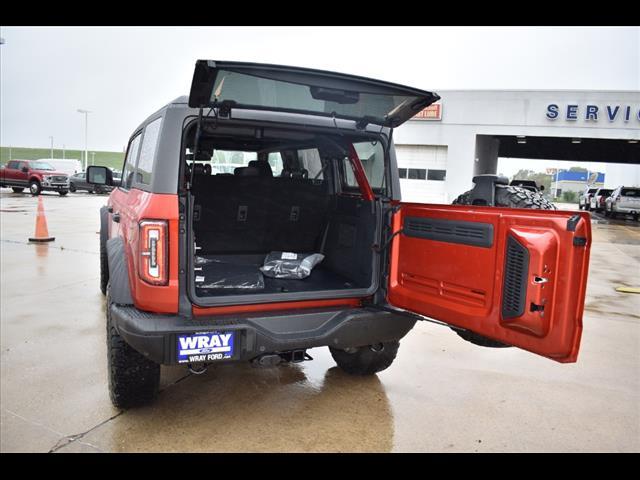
[185, 121, 383, 304]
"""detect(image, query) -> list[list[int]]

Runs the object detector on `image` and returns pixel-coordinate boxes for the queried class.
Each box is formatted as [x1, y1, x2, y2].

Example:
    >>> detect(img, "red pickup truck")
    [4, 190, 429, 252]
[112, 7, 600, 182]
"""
[0, 160, 70, 196]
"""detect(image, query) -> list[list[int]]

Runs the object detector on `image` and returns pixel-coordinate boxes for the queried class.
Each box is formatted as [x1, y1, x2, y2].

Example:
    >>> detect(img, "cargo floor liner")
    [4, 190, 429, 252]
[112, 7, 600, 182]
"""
[194, 254, 363, 297]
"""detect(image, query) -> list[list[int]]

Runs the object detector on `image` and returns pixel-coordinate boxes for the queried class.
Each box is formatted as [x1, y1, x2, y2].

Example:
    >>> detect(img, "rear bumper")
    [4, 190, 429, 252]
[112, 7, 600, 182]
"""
[613, 206, 640, 214]
[110, 304, 418, 365]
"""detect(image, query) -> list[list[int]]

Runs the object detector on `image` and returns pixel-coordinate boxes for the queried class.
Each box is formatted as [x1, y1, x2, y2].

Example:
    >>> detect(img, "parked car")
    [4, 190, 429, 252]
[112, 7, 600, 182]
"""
[69, 171, 111, 193]
[605, 186, 640, 220]
[579, 186, 599, 210]
[589, 188, 613, 213]
[0, 159, 69, 195]
[38, 159, 83, 176]
[87, 60, 592, 408]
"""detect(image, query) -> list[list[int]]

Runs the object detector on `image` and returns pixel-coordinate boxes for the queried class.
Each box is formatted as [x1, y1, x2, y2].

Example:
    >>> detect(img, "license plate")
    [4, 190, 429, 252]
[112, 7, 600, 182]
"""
[177, 331, 235, 364]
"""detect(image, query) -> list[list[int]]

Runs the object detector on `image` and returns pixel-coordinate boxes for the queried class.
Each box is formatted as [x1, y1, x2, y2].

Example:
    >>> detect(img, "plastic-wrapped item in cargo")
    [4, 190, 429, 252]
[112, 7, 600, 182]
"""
[260, 252, 324, 280]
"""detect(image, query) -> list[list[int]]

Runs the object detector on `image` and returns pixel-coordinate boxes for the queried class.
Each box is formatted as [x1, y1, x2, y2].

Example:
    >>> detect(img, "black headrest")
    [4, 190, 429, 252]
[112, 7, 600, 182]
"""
[280, 167, 308, 179]
[248, 160, 273, 177]
[234, 166, 259, 177]
[192, 164, 206, 175]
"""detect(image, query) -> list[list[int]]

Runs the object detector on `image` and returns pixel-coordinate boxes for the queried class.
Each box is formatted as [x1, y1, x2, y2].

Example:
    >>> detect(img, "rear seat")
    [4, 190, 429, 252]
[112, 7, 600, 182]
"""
[191, 164, 329, 254]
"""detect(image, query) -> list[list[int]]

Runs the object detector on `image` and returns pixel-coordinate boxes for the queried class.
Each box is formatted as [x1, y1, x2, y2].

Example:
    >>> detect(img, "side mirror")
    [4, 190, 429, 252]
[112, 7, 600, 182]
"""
[539, 185, 545, 191]
[21, 167, 29, 173]
[87, 166, 113, 186]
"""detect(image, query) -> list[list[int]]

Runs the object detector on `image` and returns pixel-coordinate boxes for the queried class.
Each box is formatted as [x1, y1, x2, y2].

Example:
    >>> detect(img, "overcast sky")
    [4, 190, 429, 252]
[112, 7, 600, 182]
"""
[1, 26, 638, 153]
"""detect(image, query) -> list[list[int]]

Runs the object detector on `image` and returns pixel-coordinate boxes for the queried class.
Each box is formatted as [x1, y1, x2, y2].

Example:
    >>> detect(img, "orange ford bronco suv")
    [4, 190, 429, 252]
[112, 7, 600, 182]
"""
[88, 61, 592, 408]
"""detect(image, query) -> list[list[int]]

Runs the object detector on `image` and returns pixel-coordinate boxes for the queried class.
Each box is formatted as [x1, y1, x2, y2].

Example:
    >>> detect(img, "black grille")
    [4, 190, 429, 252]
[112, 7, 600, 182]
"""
[502, 236, 529, 319]
[404, 217, 493, 247]
[52, 176, 68, 183]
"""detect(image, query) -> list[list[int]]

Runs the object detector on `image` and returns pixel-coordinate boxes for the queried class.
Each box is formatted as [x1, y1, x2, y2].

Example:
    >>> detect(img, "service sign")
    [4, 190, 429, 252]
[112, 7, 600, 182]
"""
[177, 331, 235, 363]
[546, 103, 640, 123]
[414, 102, 442, 121]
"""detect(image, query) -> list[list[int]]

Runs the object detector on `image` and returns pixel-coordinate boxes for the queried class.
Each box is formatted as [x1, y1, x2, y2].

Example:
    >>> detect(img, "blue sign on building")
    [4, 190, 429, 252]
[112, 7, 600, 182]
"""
[555, 171, 605, 183]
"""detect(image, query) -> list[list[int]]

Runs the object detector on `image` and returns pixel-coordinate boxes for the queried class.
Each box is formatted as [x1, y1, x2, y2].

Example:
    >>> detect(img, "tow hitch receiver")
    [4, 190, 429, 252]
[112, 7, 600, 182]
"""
[252, 350, 313, 368]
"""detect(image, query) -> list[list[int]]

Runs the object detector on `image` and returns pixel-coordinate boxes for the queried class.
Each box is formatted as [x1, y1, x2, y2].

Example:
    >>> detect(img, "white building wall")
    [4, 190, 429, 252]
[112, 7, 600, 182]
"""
[395, 145, 448, 203]
[604, 163, 640, 188]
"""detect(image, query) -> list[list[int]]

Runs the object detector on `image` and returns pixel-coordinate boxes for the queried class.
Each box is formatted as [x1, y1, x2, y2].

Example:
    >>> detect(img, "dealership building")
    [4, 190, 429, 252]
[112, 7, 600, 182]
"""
[393, 90, 640, 204]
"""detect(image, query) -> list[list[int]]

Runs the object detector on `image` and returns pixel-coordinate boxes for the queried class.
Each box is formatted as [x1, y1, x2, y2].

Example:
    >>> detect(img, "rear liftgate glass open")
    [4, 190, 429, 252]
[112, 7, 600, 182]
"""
[184, 120, 386, 306]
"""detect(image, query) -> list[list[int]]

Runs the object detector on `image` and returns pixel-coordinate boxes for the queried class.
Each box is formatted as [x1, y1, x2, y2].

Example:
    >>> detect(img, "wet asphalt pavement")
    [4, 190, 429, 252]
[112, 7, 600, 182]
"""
[1, 192, 638, 452]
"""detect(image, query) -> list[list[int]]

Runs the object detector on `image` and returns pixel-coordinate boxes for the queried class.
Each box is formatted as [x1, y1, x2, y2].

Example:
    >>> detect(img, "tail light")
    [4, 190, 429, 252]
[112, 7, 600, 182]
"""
[139, 220, 168, 285]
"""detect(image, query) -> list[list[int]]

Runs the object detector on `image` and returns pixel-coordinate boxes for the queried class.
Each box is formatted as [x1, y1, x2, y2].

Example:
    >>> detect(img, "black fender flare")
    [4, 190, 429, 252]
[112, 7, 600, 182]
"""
[106, 236, 134, 305]
[99, 206, 110, 250]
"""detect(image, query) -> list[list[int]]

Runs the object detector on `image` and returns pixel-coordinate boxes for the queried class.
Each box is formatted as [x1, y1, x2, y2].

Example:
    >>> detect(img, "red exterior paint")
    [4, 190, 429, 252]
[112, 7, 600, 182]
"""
[347, 143, 374, 201]
[108, 189, 180, 314]
[387, 203, 591, 363]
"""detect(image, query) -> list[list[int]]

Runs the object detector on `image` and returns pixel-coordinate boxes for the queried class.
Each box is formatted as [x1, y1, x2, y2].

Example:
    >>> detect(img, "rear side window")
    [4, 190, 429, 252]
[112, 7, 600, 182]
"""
[267, 152, 284, 176]
[121, 134, 142, 190]
[136, 117, 162, 185]
[621, 188, 640, 197]
[298, 148, 324, 180]
[341, 141, 385, 191]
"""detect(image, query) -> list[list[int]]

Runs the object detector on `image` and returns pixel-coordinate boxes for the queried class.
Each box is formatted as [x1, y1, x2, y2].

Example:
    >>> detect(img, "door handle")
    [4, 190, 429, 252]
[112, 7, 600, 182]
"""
[112, 212, 121, 223]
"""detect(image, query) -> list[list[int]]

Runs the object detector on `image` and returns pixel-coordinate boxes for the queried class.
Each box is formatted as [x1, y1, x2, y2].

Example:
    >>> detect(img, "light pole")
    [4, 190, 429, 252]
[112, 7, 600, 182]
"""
[62, 144, 65, 160]
[77, 109, 91, 171]
[49, 136, 54, 159]
[91, 152, 95, 166]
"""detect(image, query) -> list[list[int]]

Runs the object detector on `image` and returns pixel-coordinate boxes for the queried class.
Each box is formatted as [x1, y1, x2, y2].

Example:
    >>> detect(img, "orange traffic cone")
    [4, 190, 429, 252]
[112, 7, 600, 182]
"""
[28, 196, 55, 243]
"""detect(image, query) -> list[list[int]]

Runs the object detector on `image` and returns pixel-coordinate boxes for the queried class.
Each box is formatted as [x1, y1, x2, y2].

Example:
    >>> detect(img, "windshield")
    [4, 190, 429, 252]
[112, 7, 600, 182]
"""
[30, 162, 55, 170]
[588, 189, 598, 194]
[598, 190, 612, 196]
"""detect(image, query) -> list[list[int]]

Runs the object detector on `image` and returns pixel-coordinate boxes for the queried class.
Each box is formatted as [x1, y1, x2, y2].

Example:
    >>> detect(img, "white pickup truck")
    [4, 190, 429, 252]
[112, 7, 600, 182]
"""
[605, 186, 640, 221]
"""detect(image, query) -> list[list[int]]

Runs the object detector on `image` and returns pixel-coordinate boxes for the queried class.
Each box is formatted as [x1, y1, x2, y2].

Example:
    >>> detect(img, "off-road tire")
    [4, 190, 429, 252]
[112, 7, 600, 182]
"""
[329, 341, 399, 375]
[451, 185, 555, 348]
[11, 187, 24, 193]
[99, 211, 109, 295]
[107, 285, 160, 408]
[29, 180, 41, 196]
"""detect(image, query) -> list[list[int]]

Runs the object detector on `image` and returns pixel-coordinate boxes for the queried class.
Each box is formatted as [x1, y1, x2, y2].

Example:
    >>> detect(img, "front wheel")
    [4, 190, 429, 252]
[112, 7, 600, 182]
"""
[69, 183, 76, 193]
[59, 190, 68, 196]
[329, 341, 399, 375]
[107, 285, 160, 408]
[29, 180, 41, 196]
[11, 187, 24, 193]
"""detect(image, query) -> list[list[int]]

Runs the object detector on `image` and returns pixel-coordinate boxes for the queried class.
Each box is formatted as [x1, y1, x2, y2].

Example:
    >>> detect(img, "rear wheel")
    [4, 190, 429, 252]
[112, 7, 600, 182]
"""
[107, 284, 160, 408]
[451, 185, 555, 348]
[330, 341, 399, 375]
[11, 187, 24, 193]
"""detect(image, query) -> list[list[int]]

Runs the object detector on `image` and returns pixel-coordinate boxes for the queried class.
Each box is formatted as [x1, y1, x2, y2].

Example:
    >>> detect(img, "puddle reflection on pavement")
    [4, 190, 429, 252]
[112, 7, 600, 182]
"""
[72, 356, 394, 452]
